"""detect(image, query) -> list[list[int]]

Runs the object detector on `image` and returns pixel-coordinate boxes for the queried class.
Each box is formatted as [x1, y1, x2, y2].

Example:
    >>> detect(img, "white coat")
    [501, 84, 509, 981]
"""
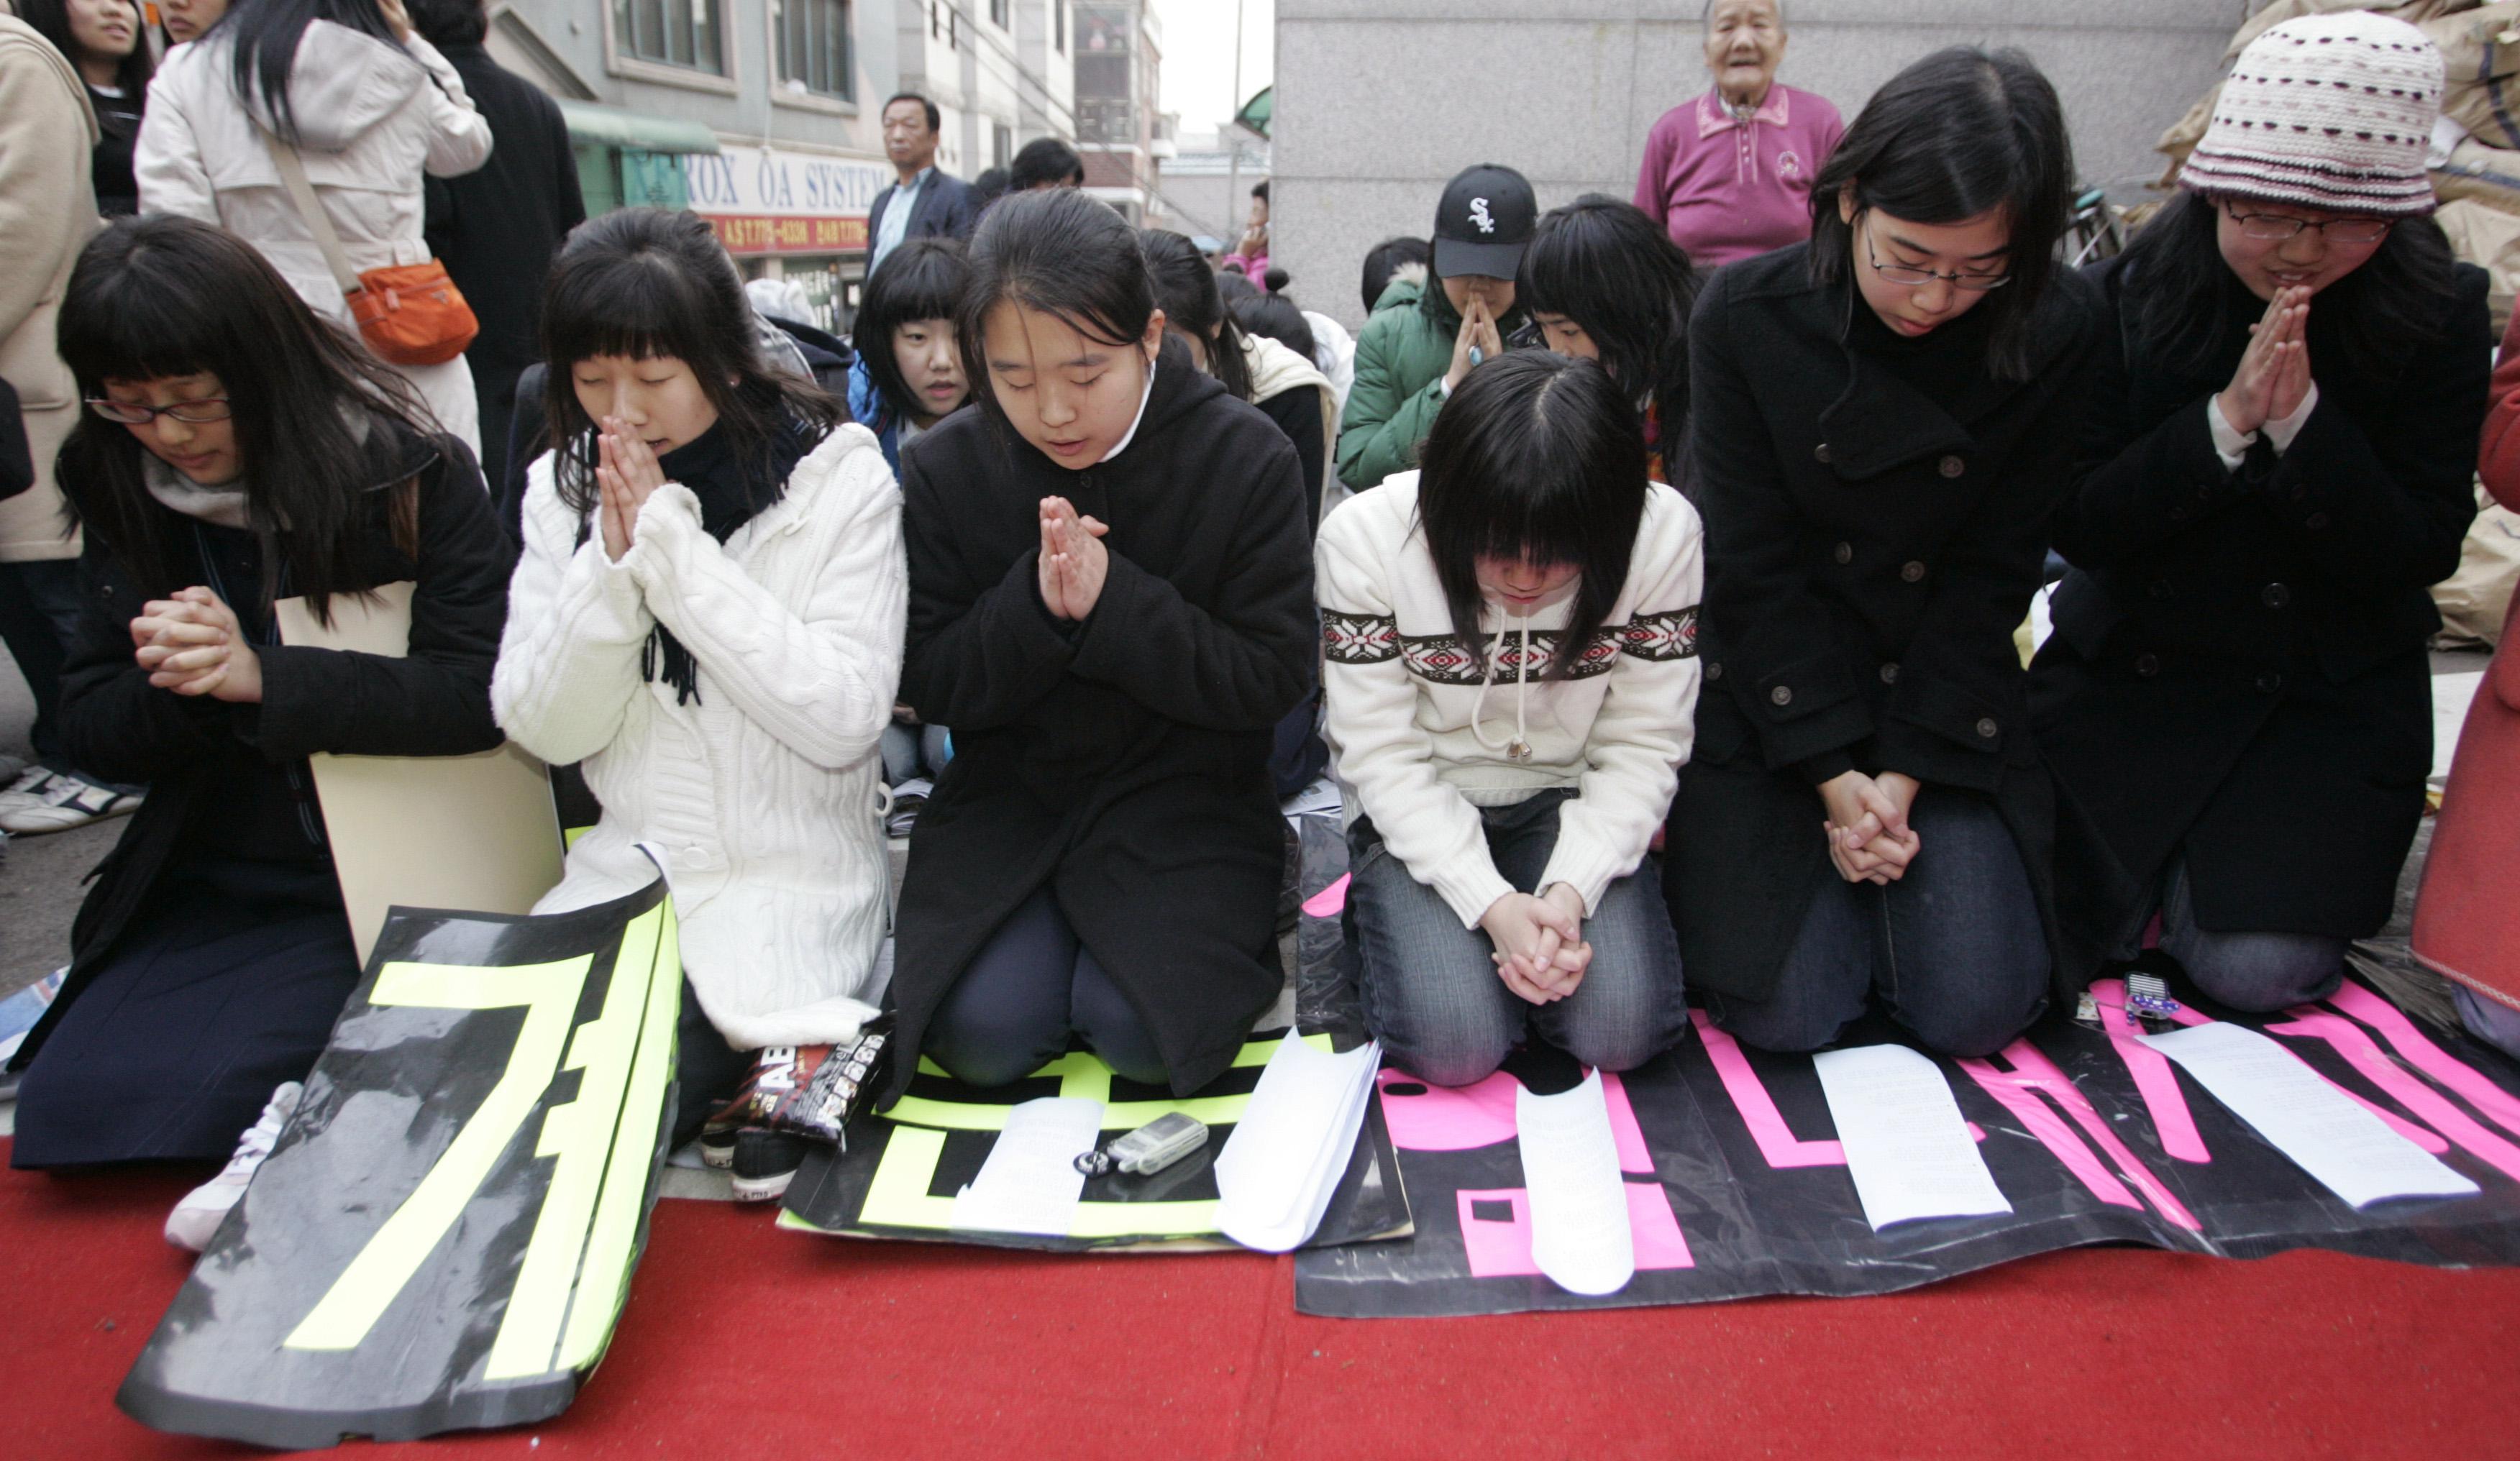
[494, 424, 908, 1053]
[137, 21, 492, 452]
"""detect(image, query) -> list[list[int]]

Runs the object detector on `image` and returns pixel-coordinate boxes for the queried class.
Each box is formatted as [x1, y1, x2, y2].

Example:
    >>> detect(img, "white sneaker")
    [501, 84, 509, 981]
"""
[0, 770, 141, 834]
[0, 753, 25, 784]
[0, 766, 50, 807]
[165, 1081, 303, 1252]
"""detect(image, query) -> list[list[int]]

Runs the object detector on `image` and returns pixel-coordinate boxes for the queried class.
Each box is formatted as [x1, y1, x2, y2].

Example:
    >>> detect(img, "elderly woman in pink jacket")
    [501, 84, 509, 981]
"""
[137, 0, 490, 451]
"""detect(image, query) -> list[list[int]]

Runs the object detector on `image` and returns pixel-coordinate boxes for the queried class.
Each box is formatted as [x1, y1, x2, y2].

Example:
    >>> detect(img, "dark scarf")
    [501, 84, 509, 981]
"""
[639, 418, 816, 704]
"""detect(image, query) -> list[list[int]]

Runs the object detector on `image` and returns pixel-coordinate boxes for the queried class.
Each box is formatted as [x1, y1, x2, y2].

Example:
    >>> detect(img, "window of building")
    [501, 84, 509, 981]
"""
[992, 122, 1013, 168]
[1054, 0, 1065, 52]
[930, 0, 939, 40]
[989, 0, 1006, 27]
[775, 0, 849, 99]
[614, 0, 723, 73]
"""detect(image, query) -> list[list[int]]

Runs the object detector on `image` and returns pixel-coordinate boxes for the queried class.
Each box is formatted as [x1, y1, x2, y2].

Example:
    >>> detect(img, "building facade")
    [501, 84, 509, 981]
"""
[1274, 0, 2236, 329]
[488, 0, 1074, 329]
[1072, 0, 1163, 224]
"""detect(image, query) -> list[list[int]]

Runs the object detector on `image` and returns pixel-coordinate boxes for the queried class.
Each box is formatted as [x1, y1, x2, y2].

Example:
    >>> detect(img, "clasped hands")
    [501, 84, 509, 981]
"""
[2216, 285, 2314, 439]
[594, 416, 668, 563]
[1820, 768, 1921, 885]
[131, 586, 262, 703]
[1481, 882, 1593, 1006]
[1036, 495, 1109, 621]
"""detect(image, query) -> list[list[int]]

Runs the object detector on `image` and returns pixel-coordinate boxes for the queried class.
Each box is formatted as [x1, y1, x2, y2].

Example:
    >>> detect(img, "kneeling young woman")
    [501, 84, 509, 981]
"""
[1664, 47, 2096, 1057]
[1320, 351, 1700, 1086]
[2033, 14, 2483, 1010]
[887, 189, 1315, 1099]
[7, 217, 514, 1246]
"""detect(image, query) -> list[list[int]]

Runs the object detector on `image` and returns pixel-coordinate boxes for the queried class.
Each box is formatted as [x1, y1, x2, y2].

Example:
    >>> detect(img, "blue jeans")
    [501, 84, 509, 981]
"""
[1709, 793, 2048, 1058]
[2152, 858, 2345, 1013]
[879, 719, 951, 786]
[1349, 789, 1688, 1087]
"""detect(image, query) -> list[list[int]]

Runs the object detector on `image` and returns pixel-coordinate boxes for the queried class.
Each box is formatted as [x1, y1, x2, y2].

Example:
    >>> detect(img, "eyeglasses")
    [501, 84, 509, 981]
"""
[86, 397, 232, 424]
[2222, 203, 2393, 245]
[1863, 231, 2011, 292]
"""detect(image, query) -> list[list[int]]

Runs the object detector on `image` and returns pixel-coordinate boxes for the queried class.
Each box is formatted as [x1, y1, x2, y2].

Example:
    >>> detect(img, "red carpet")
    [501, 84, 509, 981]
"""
[7, 1144, 2519, 1459]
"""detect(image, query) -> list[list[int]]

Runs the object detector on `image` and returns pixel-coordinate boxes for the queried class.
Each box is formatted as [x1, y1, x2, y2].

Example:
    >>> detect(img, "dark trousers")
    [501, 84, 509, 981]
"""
[670, 975, 757, 1148]
[1708, 793, 2049, 1058]
[0, 558, 80, 765]
[925, 886, 1164, 1087]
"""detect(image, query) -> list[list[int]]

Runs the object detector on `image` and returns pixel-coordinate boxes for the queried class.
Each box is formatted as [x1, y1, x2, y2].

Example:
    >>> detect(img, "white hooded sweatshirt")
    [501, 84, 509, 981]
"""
[137, 21, 492, 450]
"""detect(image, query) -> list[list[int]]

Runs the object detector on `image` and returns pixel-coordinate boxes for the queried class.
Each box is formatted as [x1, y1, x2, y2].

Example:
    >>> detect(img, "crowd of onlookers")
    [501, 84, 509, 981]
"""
[0, 0, 2516, 1271]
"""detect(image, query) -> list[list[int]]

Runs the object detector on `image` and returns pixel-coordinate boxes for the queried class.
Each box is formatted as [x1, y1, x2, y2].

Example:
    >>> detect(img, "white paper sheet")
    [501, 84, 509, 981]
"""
[1216, 1032, 1380, 1252]
[1514, 1071, 1636, 1296]
[2142, 1022, 2480, 1208]
[949, 1096, 1105, 1237]
[1814, 1044, 2013, 1231]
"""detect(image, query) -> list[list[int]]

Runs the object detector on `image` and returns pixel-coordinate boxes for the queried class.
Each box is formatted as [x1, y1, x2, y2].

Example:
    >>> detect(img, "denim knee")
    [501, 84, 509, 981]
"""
[1709, 990, 1854, 1055]
[2170, 928, 2344, 1014]
[1893, 985, 2044, 1060]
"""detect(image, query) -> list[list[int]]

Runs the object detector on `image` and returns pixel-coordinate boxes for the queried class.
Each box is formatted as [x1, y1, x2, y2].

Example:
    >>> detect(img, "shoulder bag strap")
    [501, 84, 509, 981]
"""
[258, 124, 364, 297]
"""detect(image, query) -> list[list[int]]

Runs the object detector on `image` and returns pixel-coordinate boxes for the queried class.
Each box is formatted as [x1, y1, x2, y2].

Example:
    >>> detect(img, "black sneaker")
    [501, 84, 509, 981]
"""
[729, 1127, 808, 1202]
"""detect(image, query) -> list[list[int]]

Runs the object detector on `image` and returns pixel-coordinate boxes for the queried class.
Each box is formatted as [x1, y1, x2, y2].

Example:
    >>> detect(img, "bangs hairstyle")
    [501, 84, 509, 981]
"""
[2118, 189, 2458, 383]
[1809, 46, 2073, 380]
[956, 188, 1156, 421]
[228, 0, 405, 147]
[1140, 228, 1253, 401]
[537, 208, 844, 519]
[856, 237, 973, 426]
[1518, 194, 1699, 419]
[55, 214, 433, 623]
[1416, 352, 1650, 680]
[18, 0, 153, 96]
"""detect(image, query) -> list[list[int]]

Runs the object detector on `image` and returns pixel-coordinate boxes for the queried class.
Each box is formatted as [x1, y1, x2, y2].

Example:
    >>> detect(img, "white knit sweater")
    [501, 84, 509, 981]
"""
[494, 424, 906, 1051]
[1317, 471, 1704, 928]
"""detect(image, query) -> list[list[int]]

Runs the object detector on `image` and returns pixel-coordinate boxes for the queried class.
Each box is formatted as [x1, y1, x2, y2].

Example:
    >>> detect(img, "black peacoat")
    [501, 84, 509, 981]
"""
[1663, 244, 2100, 1004]
[8, 422, 516, 1074]
[2030, 258, 2487, 975]
[886, 337, 1317, 1102]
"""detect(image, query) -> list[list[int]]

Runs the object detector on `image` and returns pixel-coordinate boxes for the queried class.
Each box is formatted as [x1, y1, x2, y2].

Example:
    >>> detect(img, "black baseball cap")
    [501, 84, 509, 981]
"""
[1431, 164, 1538, 280]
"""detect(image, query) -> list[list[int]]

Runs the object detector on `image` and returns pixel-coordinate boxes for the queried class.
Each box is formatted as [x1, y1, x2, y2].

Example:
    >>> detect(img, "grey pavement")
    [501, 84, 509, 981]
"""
[0, 653, 120, 1001]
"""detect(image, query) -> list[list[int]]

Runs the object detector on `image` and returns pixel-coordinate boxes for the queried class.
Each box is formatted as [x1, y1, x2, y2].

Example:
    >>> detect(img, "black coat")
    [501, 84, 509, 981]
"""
[1663, 245, 2100, 1003]
[886, 337, 1316, 1101]
[422, 41, 587, 491]
[2030, 257, 2488, 971]
[867, 168, 981, 248]
[6, 424, 516, 1073]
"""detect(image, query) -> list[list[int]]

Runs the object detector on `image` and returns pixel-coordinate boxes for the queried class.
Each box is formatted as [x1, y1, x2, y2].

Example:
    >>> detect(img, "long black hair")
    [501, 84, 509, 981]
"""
[2116, 190, 2460, 383]
[1416, 352, 1649, 680]
[17, 0, 152, 96]
[855, 237, 972, 427]
[54, 214, 434, 624]
[1140, 228, 1253, 401]
[1231, 293, 1318, 366]
[1009, 137, 1085, 191]
[538, 208, 845, 521]
[1809, 46, 2074, 380]
[1519, 194, 1699, 420]
[224, 0, 404, 147]
[1360, 236, 1430, 314]
[957, 188, 1157, 425]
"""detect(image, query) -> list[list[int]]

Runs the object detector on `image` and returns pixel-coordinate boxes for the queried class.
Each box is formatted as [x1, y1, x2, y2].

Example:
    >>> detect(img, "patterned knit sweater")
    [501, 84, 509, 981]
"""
[494, 423, 905, 1051]
[1316, 470, 1703, 928]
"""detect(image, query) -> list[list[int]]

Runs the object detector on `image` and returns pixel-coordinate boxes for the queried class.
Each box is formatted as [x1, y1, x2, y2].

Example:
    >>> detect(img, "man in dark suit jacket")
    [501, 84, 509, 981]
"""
[868, 92, 980, 275]
[413, 0, 587, 495]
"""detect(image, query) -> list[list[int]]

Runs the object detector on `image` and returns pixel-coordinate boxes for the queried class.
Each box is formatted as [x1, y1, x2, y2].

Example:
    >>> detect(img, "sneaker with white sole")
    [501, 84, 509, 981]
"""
[729, 1128, 808, 1202]
[0, 766, 49, 806]
[165, 1081, 303, 1252]
[0, 770, 142, 835]
[0, 753, 25, 785]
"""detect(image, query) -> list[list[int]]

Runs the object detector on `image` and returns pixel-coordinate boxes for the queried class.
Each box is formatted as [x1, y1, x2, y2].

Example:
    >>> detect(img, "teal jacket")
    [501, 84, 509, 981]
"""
[1334, 273, 1528, 491]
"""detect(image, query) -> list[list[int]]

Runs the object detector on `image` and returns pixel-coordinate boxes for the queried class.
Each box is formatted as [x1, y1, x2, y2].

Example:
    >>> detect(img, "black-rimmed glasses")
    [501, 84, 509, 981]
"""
[87, 397, 232, 424]
[2220, 203, 2393, 245]
[1864, 230, 2012, 292]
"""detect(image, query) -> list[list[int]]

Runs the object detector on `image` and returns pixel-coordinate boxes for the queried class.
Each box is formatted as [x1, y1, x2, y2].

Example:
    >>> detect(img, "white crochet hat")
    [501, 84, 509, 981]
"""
[2181, 10, 2444, 217]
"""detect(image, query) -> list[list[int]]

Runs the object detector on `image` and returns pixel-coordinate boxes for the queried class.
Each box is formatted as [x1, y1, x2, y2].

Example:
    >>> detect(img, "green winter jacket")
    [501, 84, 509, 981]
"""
[1334, 272, 1528, 492]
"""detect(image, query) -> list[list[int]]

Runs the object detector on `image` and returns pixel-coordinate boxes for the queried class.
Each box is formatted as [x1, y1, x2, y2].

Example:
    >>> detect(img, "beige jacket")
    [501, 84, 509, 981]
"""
[0, 17, 99, 563]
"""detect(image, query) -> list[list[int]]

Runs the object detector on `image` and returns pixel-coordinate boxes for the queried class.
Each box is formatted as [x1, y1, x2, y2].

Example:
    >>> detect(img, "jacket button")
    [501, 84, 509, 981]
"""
[2305, 511, 2330, 530]
[1975, 717, 1999, 739]
[2145, 578, 2173, 601]
[2256, 672, 2283, 694]
[2260, 582, 2291, 608]
[2169, 505, 2188, 521]
[1901, 561, 1927, 583]
[1938, 454, 1966, 479]
[1814, 443, 1833, 464]
[1833, 541, 1853, 564]
[1770, 684, 1794, 707]
[1879, 661, 1900, 684]
[2135, 653, 2161, 677]
[1706, 660, 1723, 681]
